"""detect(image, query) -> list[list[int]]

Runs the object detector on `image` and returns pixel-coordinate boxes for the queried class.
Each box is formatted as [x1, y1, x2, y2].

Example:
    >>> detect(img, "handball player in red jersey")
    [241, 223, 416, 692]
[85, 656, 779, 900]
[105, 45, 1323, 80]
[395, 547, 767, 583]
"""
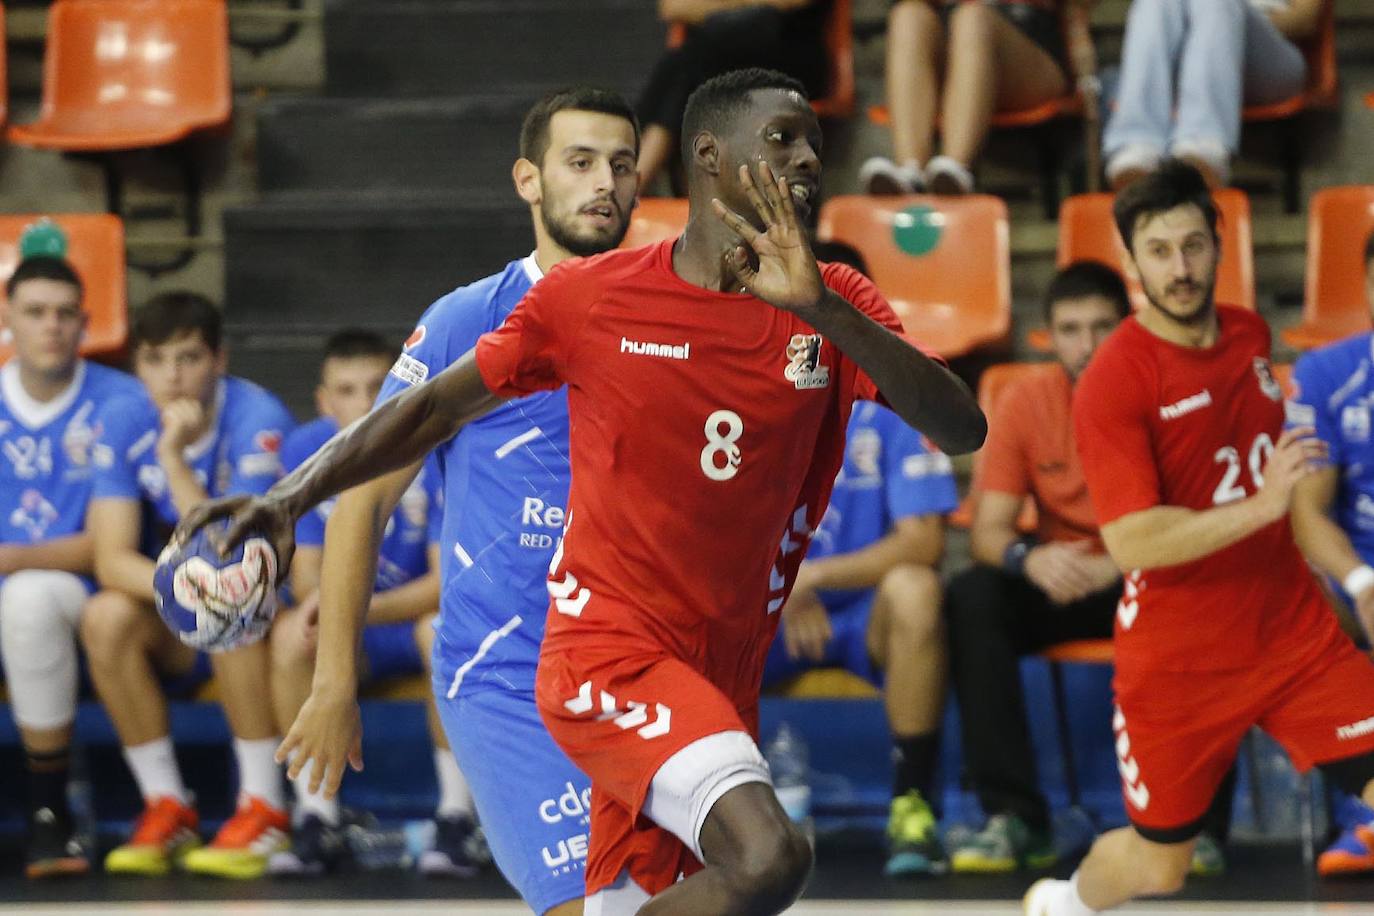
[176, 68, 985, 915]
[1025, 160, 1374, 915]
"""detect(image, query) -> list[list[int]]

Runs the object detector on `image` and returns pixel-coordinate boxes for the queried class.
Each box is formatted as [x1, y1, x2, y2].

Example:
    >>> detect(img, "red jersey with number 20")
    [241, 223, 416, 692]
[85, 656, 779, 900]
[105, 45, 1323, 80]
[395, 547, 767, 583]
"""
[1073, 306, 1332, 676]
[475, 240, 902, 676]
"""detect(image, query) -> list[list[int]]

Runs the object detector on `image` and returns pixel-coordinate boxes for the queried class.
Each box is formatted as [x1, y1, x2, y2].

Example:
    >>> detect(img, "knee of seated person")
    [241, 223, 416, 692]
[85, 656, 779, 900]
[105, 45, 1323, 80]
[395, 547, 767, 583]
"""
[269, 609, 314, 670]
[878, 565, 942, 633]
[946, 0, 996, 40]
[0, 571, 55, 627]
[727, 819, 813, 910]
[79, 591, 144, 658]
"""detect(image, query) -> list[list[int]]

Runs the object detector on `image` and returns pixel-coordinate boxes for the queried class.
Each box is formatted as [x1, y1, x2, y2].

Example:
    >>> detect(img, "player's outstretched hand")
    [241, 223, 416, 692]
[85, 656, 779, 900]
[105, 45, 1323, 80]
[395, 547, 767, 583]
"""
[173, 493, 297, 587]
[712, 161, 825, 315]
[1258, 426, 1328, 519]
[276, 687, 363, 799]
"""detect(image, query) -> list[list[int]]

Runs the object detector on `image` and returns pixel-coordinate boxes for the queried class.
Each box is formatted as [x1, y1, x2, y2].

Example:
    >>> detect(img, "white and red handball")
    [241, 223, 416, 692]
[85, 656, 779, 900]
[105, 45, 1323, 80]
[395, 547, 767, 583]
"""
[153, 520, 280, 652]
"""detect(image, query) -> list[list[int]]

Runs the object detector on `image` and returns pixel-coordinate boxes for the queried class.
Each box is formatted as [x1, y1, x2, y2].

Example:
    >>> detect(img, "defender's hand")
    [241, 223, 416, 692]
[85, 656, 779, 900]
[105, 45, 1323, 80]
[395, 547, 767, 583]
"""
[712, 161, 824, 315]
[276, 686, 363, 798]
[1257, 426, 1327, 521]
[174, 494, 298, 586]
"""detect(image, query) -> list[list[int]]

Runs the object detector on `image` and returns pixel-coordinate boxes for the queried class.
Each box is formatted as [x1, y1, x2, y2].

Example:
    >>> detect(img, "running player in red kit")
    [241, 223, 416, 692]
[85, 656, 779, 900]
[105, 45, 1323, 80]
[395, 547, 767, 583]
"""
[1025, 160, 1374, 914]
[177, 68, 985, 916]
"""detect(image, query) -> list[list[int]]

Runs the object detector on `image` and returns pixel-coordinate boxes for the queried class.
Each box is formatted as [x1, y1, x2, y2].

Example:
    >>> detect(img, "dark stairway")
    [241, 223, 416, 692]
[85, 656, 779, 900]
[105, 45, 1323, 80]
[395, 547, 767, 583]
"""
[224, 0, 665, 414]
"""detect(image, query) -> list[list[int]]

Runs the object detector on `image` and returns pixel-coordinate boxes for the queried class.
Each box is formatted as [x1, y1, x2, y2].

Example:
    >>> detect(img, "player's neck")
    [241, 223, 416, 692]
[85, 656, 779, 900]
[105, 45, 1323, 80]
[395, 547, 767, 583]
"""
[15, 359, 78, 404]
[673, 210, 750, 293]
[533, 240, 572, 277]
[1136, 304, 1219, 349]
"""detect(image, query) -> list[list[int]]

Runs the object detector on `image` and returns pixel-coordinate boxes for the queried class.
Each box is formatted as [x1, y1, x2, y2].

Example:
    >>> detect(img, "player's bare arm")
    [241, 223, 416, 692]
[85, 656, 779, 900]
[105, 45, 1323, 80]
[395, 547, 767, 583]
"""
[1291, 464, 1374, 635]
[713, 161, 986, 455]
[157, 399, 213, 518]
[0, 532, 93, 577]
[1101, 426, 1327, 571]
[88, 498, 157, 601]
[174, 352, 502, 569]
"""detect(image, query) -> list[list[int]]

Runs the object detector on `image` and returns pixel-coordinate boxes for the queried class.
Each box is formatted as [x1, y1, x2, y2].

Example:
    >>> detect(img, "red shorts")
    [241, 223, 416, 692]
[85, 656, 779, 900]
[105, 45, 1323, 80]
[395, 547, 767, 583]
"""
[535, 641, 761, 897]
[1113, 617, 1374, 841]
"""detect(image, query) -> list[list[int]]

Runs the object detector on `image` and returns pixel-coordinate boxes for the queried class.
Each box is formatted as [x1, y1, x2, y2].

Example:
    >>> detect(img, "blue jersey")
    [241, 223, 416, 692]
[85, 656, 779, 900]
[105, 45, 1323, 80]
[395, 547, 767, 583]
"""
[282, 416, 441, 592]
[0, 360, 143, 547]
[810, 401, 958, 603]
[92, 376, 294, 554]
[377, 256, 567, 694]
[1289, 333, 1374, 564]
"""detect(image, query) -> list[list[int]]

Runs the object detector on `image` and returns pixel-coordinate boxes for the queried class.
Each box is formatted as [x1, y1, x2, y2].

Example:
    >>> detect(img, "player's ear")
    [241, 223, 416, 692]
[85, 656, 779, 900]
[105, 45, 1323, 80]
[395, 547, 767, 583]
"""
[314, 384, 330, 420]
[691, 130, 721, 177]
[1120, 248, 1141, 285]
[513, 158, 543, 207]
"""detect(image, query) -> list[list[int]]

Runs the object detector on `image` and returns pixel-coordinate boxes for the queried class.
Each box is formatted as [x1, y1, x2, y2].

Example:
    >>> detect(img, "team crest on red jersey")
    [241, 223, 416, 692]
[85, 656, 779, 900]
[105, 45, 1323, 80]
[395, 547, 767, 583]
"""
[784, 334, 829, 390]
[1253, 358, 1282, 402]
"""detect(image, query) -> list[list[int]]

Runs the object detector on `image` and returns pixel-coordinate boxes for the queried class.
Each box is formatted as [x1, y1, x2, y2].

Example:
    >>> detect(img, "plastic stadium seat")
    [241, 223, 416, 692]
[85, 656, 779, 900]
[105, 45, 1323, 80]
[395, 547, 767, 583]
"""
[0, 215, 127, 362]
[1281, 186, 1374, 350]
[867, 93, 1082, 133]
[1272, 361, 1295, 399]
[950, 362, 1050, 530]
[620, 198, 689, 250]
[816, 194, 1011, 359]
[667, 0, 853, 118]
[8, 0, 231, 151]
[1041, 638, 1114, 810]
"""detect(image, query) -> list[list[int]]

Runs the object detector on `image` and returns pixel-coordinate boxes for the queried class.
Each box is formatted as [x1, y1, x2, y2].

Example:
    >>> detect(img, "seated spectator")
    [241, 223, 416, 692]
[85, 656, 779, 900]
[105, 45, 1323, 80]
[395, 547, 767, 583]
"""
[0, 256, 143, 878]
[861, 0, 1096, 196]
[637, 0, 830, 191]
[762, 400, 958, 875]
[268, 330, 481, 878]
[1103, 0, 1324, 189]
[82, 292, 296, 878]
[1288, 231, 1374, 877]
[944, 261, 1235, 875]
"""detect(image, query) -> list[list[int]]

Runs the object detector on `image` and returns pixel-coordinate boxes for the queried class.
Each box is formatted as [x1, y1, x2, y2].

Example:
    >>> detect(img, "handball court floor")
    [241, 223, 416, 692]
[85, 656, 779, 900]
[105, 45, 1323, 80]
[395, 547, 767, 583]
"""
[5, 837, 1374, 914]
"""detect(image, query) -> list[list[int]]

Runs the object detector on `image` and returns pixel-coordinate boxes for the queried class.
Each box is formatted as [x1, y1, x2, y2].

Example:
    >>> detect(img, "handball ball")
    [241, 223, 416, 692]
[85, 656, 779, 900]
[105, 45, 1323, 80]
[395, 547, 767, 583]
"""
[154, 521, 280, 653]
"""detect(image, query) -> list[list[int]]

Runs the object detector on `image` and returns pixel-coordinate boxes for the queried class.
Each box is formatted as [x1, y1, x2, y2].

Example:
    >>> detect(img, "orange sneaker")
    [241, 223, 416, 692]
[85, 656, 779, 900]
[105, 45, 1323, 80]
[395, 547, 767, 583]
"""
[104, 796, 201, 876]
[183, 796, 289, 879]
[1317, 824, 1374, 877]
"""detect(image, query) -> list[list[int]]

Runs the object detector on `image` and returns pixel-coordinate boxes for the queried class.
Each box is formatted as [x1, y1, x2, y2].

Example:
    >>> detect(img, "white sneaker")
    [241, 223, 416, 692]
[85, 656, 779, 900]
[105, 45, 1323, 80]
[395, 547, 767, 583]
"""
[1105, 143, 1163, 190]
[1023, 877, 1069, 915]
[858, 156, 923, 195]
[1170, 137, 1230, 188]
[924, 155, 974, 195]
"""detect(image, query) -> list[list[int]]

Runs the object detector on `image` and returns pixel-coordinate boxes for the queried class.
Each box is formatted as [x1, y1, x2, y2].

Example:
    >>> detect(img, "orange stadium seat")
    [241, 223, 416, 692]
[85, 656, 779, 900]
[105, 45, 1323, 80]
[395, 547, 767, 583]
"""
[667, 0, 853, 118]
[0, 214, 127, 362]
[1027, 189, 1255, 349]
[816, 194, 1011, 358]
[8, 0, 230, 151]
[620, 198, 689, 249]
[1281, 186, 1374, 350]
[949, 362, 1049, 530]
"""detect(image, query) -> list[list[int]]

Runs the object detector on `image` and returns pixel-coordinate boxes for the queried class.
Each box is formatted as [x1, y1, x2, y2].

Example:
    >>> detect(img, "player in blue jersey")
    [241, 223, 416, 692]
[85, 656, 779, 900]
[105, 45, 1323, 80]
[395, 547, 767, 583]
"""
[267, 88, 639, 915]
[0, 256, 144, 877]
[1290, 231, 1374, 876]
[266, 329, 481, 877]
[761, 400, 957, 875]
[81, 292, 295, 878]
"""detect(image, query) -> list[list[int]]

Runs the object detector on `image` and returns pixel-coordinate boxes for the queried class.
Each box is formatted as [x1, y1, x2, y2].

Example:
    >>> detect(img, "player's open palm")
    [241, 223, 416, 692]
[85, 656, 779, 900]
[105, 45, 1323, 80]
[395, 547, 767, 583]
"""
[1258, 426, 1327, 519]
[276, 687, 364, 799]
[713, 161, 824, 314]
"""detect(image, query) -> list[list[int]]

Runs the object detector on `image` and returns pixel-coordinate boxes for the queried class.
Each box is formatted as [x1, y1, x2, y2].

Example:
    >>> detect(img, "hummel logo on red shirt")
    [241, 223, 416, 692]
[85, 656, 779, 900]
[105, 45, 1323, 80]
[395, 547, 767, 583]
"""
[1159, 389, 1212, 421]
[620, 337, 690, 360]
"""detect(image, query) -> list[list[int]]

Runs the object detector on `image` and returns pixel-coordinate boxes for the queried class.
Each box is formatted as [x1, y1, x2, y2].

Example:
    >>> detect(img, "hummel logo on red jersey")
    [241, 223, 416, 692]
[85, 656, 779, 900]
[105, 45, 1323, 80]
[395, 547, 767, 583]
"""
[1159, 389, 1212, 421]
[620, 337, 690, 360]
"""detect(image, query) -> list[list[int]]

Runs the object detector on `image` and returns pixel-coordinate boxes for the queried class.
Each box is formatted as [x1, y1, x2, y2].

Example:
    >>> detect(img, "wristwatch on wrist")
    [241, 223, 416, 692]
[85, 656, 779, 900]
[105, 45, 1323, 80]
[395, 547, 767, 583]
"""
[1003, 537, 1036, 575]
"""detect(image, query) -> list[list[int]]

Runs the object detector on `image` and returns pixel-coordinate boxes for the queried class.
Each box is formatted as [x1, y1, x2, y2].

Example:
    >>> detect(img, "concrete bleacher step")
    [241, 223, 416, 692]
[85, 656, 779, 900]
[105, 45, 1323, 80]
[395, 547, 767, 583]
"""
[256, 95, 533, 196]
[323, 0, 666, 98]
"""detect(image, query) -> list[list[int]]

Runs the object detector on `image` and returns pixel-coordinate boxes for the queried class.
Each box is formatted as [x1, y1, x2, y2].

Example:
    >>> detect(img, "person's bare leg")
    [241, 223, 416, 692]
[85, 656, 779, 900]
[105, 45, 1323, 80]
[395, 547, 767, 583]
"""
[80, 592, 192, 745]
[1074, 827, 1195, 908]
[885, 0, 943, 166]
[637, 125, 677, 194]
[639, 782, 812, 915]
[212, 639, 276, 741]
[940, 3, 1067, 167]
[20, 724, 73, 757]
[412, 613, 450, 751]
[269, 604, 316, 735]
[868, 565, 945, 738]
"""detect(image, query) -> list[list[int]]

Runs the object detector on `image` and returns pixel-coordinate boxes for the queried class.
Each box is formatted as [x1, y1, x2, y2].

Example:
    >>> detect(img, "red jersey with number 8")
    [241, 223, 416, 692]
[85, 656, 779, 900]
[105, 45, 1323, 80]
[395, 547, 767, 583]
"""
[474, 240, 901, 671]
[1073, 306, 1330, 675]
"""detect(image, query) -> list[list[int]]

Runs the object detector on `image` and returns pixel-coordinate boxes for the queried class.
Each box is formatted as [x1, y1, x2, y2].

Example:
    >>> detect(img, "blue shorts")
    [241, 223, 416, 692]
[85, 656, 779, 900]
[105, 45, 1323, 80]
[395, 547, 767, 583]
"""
[762, 590, 880, 688]
[433, 667, 590, 914]
[361, 622, 423, 682]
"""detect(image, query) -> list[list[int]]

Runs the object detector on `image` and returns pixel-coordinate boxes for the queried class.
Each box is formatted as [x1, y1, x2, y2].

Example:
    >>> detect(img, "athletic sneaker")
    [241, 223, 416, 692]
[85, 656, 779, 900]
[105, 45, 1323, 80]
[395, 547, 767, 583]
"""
[25, 806, 91, 878]
[883, 790, 947, 876]
[1318, 824, 1374, 876]
[924, 155, 974, 196]
[268, 813, 349, 877]
[1189, 831, 1226, 877]
[105, 796, 201, 876]
[418, 814, 482, 878]
[1023, 877, 1070, 915]
[950, 812, 1056, 874]
[183, 795, 289, 879]
[858, 156, 924, 196]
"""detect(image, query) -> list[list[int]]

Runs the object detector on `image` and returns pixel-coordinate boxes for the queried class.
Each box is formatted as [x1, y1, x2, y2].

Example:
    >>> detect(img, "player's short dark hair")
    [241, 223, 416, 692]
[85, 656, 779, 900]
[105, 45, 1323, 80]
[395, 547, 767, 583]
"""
[5, 256, 83, 300]
[680, 67, 809, 165]
[1112, 158, 1219, 253]
[519, 87, 640, 167]
[131, 290, 222, 352]
[1044, 260, 1132, 323]
[322, 328, 393, 364]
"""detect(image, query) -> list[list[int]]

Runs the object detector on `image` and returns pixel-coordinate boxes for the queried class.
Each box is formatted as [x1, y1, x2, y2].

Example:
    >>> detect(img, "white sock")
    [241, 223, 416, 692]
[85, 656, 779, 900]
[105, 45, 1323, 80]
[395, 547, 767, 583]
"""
[123, 737, 188, 805]
[234, 737, 285, 810]
[1059, 873, 1099, 916]
[435, 749, 473, 819]
[291, 757, 341, 826]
